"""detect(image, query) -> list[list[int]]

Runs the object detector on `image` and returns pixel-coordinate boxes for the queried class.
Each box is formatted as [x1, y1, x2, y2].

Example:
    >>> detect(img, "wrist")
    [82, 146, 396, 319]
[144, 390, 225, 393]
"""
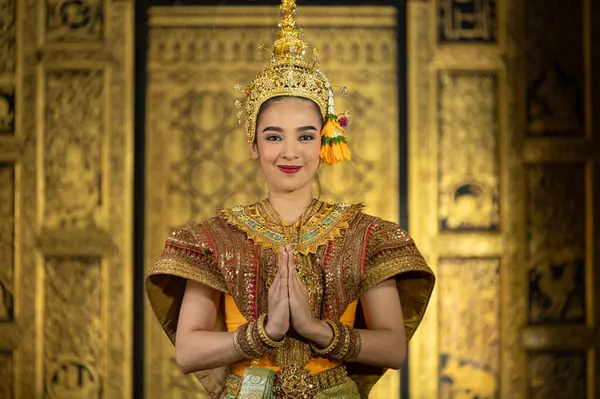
[309, 320, 362, 362]
[264, 320, 284, 341]
[299, 319, 331, 344]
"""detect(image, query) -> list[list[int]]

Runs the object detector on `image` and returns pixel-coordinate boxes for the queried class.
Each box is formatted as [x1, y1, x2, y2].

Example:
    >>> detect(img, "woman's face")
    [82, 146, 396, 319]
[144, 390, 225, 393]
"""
[251, 98, 323, 194]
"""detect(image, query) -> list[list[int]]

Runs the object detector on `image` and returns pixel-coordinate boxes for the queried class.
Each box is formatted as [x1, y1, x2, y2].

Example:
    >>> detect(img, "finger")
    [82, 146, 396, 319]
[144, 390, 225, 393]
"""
[271, 270, 280, 294]
[287, 249, 294, 271]
[287, 273, 296, 302]
[292, 269, 303, 289]
[288, 259, 296, 276]
[286, 245, 294, 269]
[280, 247, 288, 268]
[273, 248, 286, 295]
[288, 262, 295, 291]
[281, 249, 290, 295]
[281, 252, 289, 291]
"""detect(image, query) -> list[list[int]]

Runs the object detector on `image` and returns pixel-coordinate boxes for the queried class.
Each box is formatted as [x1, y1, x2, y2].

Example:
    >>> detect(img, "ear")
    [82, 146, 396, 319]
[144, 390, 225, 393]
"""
[249, 141, 259, 160]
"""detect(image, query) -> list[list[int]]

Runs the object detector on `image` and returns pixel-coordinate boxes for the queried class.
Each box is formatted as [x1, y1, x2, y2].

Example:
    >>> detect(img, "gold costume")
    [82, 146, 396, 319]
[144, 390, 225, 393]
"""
[146, 199, 435, 398]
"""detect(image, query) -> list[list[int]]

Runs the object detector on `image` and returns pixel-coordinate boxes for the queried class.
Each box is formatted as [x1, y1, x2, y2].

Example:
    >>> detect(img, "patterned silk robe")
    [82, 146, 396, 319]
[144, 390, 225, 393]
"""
[146, 199, 435, 398]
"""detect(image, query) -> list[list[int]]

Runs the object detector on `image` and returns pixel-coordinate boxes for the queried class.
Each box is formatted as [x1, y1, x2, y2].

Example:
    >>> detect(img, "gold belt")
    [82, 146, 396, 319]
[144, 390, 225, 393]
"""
[225, 364, 348, 398]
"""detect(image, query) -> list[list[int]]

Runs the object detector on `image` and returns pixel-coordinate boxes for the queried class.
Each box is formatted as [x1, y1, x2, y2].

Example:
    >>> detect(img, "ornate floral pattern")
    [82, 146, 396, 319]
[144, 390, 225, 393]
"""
[219, 199, 363, 256]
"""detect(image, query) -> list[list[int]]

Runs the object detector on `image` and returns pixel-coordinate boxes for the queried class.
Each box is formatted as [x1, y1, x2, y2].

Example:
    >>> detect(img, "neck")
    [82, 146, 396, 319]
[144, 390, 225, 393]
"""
[267, 184, 314, 225]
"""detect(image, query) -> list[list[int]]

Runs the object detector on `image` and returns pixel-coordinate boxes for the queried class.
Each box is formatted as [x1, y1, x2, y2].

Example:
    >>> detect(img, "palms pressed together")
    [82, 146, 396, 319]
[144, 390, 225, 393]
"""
[265, 245, 314, 340]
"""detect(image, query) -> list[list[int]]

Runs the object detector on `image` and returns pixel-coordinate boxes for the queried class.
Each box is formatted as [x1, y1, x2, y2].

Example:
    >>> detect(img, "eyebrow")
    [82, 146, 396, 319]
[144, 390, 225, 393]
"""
[261, 125, 319, 133]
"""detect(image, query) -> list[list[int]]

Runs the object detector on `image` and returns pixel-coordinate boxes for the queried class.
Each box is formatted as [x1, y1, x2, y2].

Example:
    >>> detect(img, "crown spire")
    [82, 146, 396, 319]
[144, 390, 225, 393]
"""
[273, 0, 306, 59]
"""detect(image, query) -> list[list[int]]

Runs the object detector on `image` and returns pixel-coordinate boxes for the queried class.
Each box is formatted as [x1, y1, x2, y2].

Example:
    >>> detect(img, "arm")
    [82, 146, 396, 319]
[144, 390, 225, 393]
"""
[175, 246, 292, 374]
[301, 278, 406, 370]
[175, 279, 243, 373]
[354, 278, 406, 368]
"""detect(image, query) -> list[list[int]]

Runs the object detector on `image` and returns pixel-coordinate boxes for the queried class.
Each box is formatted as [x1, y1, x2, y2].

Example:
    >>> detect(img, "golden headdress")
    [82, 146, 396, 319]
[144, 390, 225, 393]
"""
[234, 0, 351, 166]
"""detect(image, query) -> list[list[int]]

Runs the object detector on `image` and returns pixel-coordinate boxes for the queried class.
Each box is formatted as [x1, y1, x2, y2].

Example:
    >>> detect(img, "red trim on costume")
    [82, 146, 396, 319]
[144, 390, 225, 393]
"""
[323, 242, 336, 320]
[247, 241, 259, 319]
[360, 223, 377, 274]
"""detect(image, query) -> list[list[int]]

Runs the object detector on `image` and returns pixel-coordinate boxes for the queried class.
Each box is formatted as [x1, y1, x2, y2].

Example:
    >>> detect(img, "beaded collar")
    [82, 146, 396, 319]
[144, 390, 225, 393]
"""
[219, 199, 363, 255]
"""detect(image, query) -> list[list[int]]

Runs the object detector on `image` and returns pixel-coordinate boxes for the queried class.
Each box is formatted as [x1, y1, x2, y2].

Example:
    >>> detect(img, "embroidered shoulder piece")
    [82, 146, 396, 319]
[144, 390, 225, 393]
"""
[219, 200, 363, 255]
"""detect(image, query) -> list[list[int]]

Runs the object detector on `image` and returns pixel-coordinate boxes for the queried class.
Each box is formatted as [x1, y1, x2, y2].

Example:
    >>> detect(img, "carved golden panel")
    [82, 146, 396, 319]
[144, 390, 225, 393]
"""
[0, 0, 134, 397]
[526, 163, 586, 324]
[43, 256, 103, 399]
[0, 163, 14, 321]
[410, 0, 598, 398]
[43, 69, 104, 229]
[437, 0, 497, 42]
[522, 326, 594, 350]
[0, 90, 13, 134]
[526, 0, 585, 137]
[439, 258, 500, 398]
[0, 351, 13, 398]
[0, 0, 15, 134]
[438, 71, 499, 231]
[45, 0, 104, 43]
[527, 352, 586, 398]
[0, 0, 15, 76]
[146, 6, 400, 399]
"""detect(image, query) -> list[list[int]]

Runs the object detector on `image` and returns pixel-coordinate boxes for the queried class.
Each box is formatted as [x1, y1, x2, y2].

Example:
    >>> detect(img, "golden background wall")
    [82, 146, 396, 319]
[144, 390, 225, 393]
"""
[0, 0, 598, 398]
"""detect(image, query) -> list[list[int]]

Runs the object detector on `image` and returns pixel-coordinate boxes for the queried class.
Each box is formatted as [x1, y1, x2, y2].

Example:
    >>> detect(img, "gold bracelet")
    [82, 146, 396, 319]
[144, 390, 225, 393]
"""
[252, 317, 277, 354]
[246, 320, 262, 356]
[233, 324, 253, 358]
[257, 314, 285, 348]
[331, 323, 350, 360]
[310, 320, 339, 355]
[344, 328, 362, 362]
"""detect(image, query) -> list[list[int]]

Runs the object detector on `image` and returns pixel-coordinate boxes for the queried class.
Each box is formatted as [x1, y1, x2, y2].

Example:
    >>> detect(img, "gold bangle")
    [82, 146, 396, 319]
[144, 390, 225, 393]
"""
[310, 320, 339, 355]
[233, 324, 253, 358]
[240, 324, 257, 357]
[257, 314, 285, 348]
[344, 328, 362, 362]
[252, 317, 276, 354]
[330, 323, 350, 359]
[246, 320, 262, 356]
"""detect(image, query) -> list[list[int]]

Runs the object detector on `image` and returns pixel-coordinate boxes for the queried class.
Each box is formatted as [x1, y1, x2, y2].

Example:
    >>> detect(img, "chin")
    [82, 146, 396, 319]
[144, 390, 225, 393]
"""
[271, 177, 313, 194]
[276, 182, 310, 193]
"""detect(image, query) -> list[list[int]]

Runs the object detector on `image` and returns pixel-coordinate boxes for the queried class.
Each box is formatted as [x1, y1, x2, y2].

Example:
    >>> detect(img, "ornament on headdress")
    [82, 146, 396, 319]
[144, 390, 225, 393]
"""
[234, 0, 352, 166]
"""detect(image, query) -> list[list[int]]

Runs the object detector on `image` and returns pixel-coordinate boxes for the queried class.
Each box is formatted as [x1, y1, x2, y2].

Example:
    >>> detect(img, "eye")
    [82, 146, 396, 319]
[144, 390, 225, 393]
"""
[266, 135, 282, 141]
[299, 134, 316, 141]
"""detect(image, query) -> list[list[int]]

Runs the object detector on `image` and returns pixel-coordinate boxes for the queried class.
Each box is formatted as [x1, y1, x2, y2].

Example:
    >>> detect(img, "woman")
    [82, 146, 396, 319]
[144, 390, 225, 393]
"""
[145, 1, 435, 397]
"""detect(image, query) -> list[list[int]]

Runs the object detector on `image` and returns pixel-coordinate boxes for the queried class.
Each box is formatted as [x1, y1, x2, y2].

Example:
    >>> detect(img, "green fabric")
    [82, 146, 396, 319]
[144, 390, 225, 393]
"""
[223, 375, 239, 399]
[238, 368, 277, 399]
[225, 371, 359, 398]
[315, 377, 361, 399]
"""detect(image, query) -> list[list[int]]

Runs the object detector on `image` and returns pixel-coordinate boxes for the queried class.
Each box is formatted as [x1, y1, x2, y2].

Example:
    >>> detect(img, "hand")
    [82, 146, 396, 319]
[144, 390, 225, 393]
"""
[264, 246, 290, 341]
[287, 245, 317, 336]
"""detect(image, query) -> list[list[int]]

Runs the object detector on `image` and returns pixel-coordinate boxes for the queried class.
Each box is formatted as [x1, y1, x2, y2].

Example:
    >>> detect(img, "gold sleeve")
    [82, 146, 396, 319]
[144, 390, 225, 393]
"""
[145, 222, 228, 344]
[358, 219, 435, 342]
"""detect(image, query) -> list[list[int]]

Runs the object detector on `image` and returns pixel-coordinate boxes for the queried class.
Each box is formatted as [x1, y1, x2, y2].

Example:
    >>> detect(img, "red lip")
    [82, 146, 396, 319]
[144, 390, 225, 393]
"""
[278, 165, 303, 174]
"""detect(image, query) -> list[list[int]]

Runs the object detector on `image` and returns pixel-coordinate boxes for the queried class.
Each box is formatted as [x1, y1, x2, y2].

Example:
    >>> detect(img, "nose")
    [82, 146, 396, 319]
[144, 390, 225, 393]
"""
[280, 140, 299, 160]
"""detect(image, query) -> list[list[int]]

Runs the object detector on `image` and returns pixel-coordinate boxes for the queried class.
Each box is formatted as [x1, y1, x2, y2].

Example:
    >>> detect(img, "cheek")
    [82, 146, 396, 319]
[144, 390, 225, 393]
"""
[304, 141, 322, 163]
[257, 143, 279, 164]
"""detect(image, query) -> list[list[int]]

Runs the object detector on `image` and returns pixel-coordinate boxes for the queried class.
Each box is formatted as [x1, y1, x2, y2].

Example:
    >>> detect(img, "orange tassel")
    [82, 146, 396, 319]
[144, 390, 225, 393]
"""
[320, 115, 352, 166]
